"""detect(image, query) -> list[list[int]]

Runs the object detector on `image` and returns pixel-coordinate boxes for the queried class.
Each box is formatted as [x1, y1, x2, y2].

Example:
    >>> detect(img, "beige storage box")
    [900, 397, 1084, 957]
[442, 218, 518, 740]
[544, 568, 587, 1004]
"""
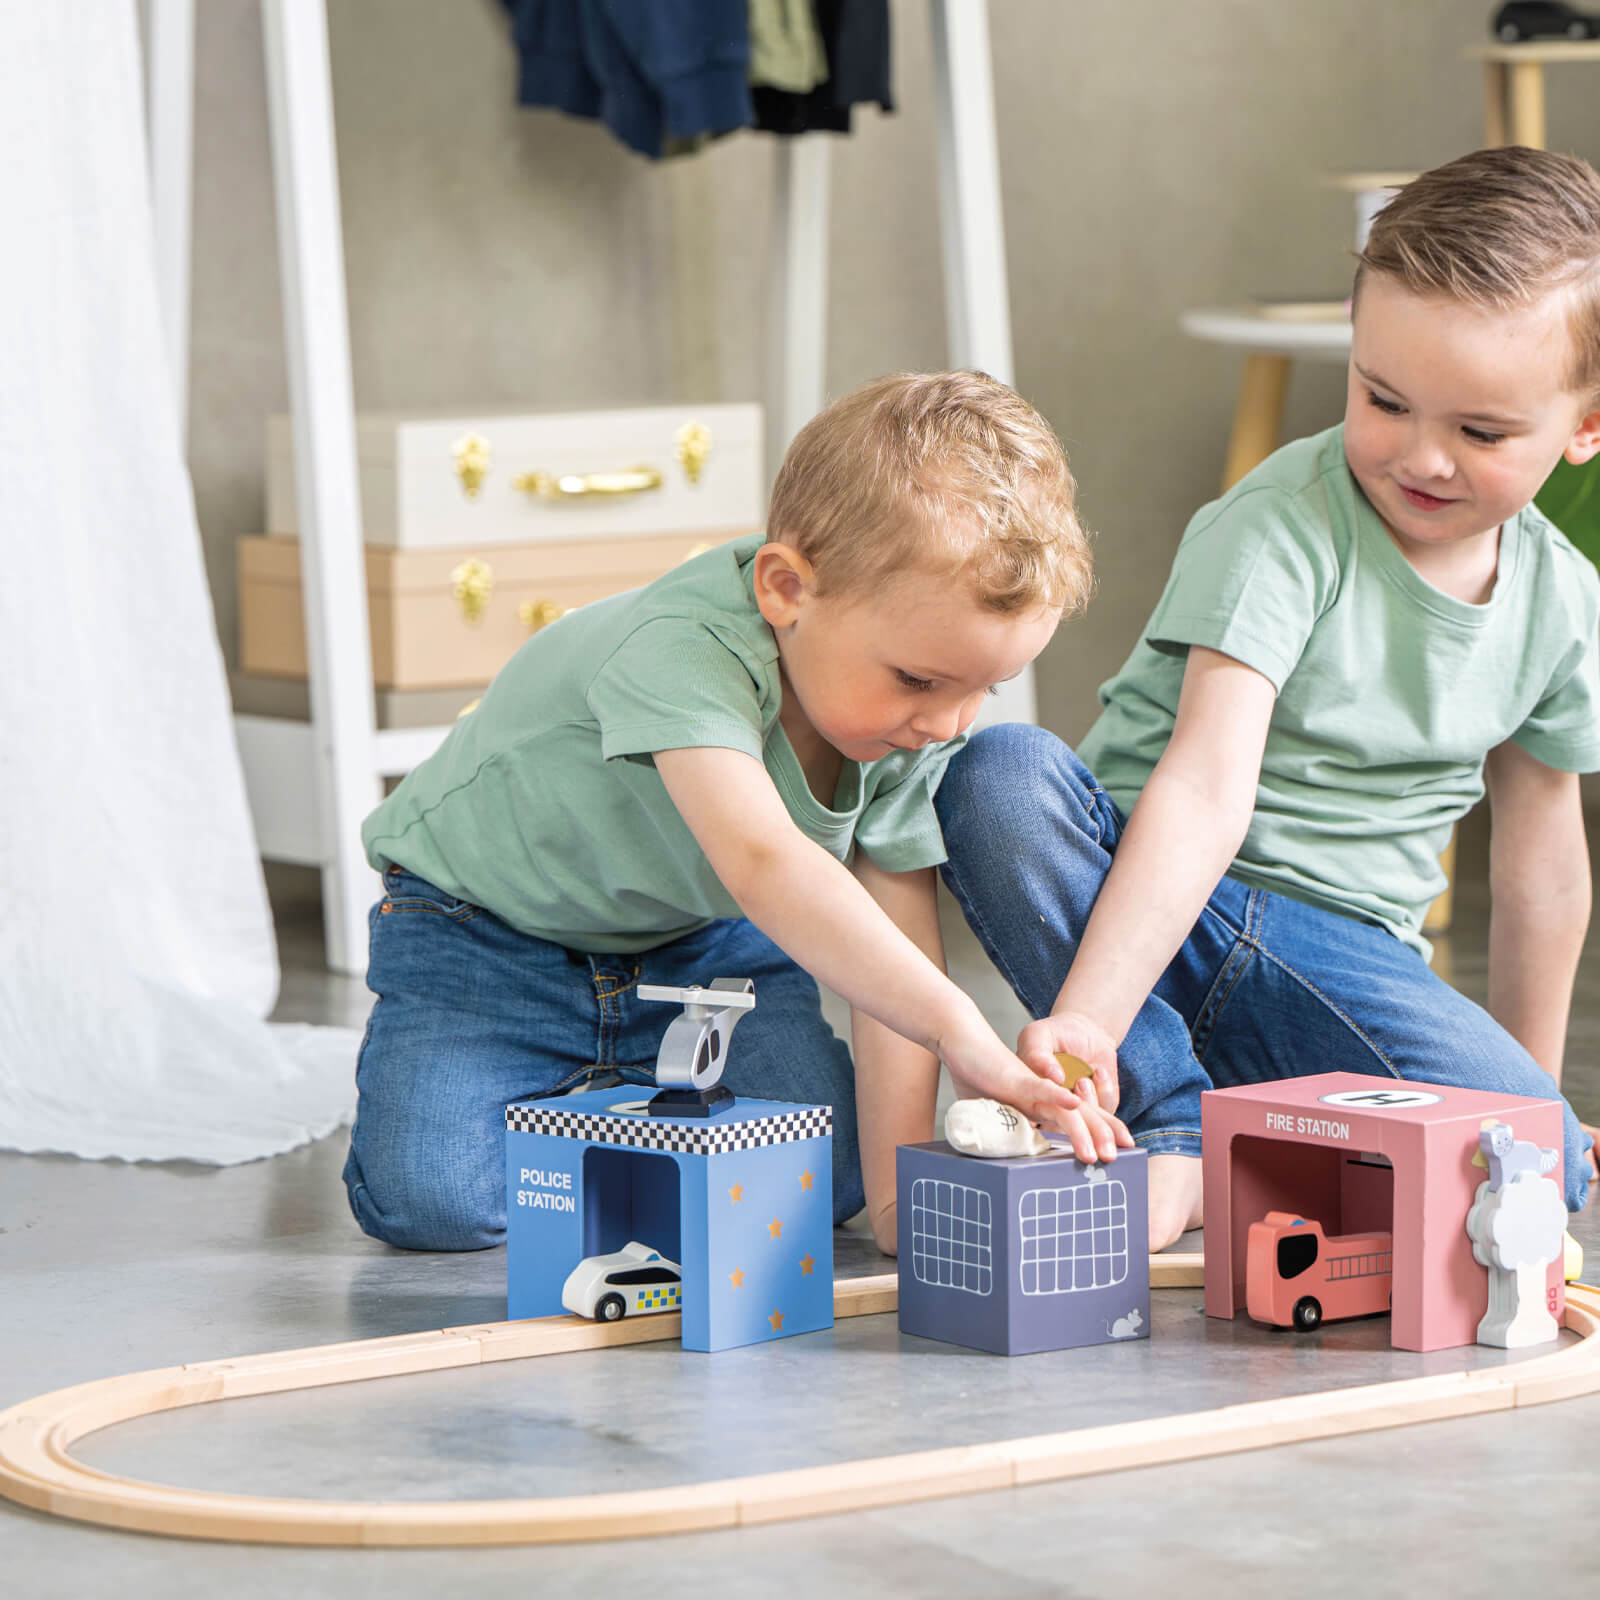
[237, 529, 746, 691]
[266, 403, 763, 549]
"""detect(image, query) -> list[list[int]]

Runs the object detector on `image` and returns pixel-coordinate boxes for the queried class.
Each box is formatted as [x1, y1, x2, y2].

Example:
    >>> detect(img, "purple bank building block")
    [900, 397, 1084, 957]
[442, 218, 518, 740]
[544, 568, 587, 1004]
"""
[896, 1141, 1150, 1356]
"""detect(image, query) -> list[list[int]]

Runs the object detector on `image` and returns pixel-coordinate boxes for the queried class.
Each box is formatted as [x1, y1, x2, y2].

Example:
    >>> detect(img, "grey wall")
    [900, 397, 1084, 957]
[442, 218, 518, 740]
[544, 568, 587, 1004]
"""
[191, 0, 1600, 741]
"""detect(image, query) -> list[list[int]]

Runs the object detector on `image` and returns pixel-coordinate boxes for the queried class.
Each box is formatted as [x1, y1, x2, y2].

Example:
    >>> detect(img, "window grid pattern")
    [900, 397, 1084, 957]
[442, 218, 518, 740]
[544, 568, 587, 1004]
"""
[1019, 1180, 1129, 1295]
[910, 1178, 993, 1296]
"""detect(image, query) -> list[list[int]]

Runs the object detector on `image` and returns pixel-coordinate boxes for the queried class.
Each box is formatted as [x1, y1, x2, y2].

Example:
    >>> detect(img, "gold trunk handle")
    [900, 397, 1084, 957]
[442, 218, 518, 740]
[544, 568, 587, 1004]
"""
[511, 466, 663, 500]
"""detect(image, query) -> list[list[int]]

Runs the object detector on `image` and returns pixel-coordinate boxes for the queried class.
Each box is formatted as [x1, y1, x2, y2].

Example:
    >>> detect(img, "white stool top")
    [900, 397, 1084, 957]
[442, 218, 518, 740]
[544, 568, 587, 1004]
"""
[1466, 41, 1600, 62]
[1181, 304, 1352, 362]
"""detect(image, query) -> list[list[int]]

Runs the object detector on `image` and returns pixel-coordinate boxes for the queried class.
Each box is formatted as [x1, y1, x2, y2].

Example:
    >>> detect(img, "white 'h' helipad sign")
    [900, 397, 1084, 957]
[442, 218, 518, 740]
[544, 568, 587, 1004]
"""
[1317, 1089, 1444, 1110]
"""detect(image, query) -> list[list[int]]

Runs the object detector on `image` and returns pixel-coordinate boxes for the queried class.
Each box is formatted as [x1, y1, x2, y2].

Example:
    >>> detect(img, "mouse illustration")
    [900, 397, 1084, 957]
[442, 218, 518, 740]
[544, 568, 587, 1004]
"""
[1104, 1307, 1144, 1339]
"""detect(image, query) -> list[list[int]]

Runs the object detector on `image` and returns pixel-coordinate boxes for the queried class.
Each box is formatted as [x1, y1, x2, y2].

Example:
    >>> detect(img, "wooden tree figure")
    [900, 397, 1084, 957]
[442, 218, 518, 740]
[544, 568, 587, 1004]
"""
[1465, 1122, 1567, 1349]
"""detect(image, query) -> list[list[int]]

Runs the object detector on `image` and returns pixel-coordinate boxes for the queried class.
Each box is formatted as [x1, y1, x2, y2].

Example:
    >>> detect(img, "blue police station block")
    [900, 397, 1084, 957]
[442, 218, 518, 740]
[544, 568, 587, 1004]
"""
[506, 1089, 834, 1353]
[896, 1141, 1150, 1356]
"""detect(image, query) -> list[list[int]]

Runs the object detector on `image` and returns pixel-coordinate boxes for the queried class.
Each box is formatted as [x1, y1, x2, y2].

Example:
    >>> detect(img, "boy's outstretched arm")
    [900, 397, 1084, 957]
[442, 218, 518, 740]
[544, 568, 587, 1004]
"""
[1484, 739, 1591, 1082]
[1023, 647, 1277, 1077]
[850, 856, 945, 1254]
[652, 745, 1129, 1166]
[1024, 647, 1275, 1251]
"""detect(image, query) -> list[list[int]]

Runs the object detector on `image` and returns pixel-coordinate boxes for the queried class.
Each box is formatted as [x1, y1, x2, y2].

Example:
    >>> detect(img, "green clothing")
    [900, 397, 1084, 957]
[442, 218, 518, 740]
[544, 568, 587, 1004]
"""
[363, 534, 960, 953]
[1078, 424, 1600, 954]
[747, 0, 829, 94]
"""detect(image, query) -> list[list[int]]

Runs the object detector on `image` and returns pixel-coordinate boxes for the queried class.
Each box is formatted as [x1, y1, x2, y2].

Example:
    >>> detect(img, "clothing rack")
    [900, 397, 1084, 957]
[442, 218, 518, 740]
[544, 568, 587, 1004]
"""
[143, 0, 1022, 975]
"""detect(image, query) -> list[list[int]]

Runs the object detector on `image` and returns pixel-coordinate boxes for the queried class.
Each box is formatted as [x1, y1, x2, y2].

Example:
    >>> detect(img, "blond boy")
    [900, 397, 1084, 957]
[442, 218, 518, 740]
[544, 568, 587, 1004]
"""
[933, 147, 1600, 1249]
[348, 371, 1126, 1253]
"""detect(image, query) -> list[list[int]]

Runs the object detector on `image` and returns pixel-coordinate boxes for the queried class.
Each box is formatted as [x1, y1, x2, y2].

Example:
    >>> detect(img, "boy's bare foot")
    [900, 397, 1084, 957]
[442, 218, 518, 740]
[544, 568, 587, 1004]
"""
[1581, 1121, 1599, 1184]
[1147, 1153, 1204, 1252]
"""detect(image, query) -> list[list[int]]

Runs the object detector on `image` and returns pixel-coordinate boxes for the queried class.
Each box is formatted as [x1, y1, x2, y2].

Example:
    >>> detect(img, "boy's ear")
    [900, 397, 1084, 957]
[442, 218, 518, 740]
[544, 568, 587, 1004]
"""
[1564, 404, 1600, 466]
[752, 542, 816, 627]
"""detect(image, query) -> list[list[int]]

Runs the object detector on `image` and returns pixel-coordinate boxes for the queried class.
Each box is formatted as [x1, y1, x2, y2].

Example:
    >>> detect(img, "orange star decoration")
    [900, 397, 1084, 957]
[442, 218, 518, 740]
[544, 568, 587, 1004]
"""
[767, 1217, 783, 1239]
[798, 1168, 814, 1191]
[768, 1309, 785, 1333]
[799, 1253, 815, 1276]
[729, 1268, 745, 1289]
[728, 1182, 744, 1204]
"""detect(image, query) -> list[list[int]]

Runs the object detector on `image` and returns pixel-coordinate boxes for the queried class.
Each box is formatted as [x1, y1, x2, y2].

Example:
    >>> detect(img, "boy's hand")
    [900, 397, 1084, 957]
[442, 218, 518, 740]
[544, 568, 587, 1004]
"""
[1008, 1010, 1132, 1163]
[942, 1014, 1132, 1166]
[1017, 1011, 1121, 1114]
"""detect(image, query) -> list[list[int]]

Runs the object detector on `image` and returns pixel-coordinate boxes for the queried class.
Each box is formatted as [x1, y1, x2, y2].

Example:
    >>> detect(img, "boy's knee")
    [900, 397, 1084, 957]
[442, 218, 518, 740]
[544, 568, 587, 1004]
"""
[937, 723, 1062, 826]
[949, 721, 1061, 786]
[343, 1142, 504, 1252]
[1563, 1123, 1593, 1214]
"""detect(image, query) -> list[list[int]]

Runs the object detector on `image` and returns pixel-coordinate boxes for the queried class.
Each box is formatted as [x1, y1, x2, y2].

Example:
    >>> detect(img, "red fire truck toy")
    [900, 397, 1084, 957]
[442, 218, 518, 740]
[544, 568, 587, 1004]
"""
[1246, 1211, 1394, 1331]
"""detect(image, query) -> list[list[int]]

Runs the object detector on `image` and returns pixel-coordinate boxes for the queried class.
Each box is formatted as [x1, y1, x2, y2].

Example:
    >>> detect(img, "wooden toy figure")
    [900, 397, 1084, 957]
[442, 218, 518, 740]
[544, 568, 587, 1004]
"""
[1246, 1213, 1394, 1331]
[1201, 1072, 1567, 1352]
[1465, 1123, 1567, 1348]
[896, 1101, 1150, 1356]
[505, 976, 835, 1352]
[562, 1242, 683, 1321]
[637, 978, 755, 1117]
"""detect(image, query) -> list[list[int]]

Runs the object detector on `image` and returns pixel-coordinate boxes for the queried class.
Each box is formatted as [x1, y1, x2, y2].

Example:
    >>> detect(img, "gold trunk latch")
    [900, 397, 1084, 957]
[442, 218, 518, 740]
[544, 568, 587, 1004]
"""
[674, 420, 711, 484]
[450, 557, 494, 625]
[452, 433, 492, 498]
[518, 598, 567, 633]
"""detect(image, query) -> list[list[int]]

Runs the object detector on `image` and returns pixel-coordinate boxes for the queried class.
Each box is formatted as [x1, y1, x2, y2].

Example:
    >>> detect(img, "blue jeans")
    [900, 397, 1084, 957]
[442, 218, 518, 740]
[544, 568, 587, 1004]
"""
[344, 866, 862, 1250]
[934, 724, 1593, 1212]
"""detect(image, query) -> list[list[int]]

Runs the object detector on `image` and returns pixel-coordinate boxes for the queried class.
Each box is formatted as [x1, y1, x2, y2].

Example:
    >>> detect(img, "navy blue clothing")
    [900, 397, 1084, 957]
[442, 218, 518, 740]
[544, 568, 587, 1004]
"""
[504, 0, 751, 159]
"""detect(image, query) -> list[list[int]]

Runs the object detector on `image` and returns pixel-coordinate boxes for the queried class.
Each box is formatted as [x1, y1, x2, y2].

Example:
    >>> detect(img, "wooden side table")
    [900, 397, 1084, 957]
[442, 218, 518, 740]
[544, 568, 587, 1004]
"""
[1179, 304, 1351, 493]
[1466, 40, 1600, 149]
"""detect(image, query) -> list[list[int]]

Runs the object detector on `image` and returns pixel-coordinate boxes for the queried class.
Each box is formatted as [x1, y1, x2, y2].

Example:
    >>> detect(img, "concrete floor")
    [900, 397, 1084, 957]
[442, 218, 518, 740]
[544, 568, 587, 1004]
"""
[4, 809, 1598, 1598]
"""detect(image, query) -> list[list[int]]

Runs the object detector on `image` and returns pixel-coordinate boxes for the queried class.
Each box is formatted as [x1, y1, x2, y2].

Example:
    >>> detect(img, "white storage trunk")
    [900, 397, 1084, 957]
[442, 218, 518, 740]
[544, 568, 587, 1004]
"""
[266, 403, 763, 549]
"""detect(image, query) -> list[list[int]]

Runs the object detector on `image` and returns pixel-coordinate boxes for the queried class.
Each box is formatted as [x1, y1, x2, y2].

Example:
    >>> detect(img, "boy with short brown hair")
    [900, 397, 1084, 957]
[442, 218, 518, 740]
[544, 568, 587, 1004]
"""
[348, 369, 1123, 1255]
[934, 146, 1600, 1250]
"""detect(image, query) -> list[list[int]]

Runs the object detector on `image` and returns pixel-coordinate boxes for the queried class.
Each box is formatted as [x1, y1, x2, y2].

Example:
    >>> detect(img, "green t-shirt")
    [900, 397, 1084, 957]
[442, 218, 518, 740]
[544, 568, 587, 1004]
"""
[362, 534, 961, 952]
[1078, 424, 1600, 954]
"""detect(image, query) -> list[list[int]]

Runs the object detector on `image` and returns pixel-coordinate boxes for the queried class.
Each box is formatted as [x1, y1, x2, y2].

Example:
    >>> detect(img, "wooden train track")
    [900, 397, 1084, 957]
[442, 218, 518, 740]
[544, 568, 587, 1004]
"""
[3, 1256, 1598, 1548]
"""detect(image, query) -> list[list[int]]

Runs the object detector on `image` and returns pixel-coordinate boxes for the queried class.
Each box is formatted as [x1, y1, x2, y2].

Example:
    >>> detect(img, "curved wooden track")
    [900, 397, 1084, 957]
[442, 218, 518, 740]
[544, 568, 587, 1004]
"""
[3, 1257, 1597, 1548]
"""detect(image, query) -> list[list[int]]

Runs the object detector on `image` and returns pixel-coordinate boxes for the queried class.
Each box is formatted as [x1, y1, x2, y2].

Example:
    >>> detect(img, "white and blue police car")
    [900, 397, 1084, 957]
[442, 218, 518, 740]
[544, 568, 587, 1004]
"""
[561, 1241, 684, 1322]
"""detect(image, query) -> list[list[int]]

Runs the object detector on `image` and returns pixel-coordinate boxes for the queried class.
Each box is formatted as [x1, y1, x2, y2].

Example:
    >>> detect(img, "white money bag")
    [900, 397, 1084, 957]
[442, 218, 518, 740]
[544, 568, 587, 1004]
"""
[944, 1098, 1051, 1159]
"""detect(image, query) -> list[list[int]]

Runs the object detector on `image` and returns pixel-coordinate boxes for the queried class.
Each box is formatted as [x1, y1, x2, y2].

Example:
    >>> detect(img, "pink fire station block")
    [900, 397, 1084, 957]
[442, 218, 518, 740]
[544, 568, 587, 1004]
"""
[1201, 1072, 1566, 1352]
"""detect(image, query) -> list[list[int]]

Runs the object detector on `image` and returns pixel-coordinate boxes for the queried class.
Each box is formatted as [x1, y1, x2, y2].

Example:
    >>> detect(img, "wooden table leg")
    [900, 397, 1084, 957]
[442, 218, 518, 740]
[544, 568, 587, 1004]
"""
[1508, 59, 1546, 148]
[1221, 353, 1290, 492]
[1482, 61, 1508, 146]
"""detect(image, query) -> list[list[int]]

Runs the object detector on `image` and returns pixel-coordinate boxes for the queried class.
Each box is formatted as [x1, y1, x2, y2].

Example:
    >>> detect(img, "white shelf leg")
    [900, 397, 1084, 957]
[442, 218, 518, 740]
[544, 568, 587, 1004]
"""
[140, 0, 194, 439]
[767, 133, 832, 480]
[930, 0, 1014, 385]
[930, 0, 1033, 726]
[262, 0, 381, 975]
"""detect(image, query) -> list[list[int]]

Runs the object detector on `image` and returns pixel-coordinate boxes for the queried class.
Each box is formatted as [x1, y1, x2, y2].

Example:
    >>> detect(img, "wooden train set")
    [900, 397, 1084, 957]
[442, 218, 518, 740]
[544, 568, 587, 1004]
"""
[3, 1256, 1598, 1548]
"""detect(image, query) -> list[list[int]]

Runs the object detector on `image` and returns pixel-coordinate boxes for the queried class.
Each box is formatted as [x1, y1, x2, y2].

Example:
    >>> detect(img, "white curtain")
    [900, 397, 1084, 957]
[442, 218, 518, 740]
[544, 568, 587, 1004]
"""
[0, 3, 358, 1163]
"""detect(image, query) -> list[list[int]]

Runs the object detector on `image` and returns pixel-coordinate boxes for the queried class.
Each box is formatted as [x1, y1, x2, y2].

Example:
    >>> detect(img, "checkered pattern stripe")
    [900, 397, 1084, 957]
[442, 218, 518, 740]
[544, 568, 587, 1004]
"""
[505, 1103, 832, 1154]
